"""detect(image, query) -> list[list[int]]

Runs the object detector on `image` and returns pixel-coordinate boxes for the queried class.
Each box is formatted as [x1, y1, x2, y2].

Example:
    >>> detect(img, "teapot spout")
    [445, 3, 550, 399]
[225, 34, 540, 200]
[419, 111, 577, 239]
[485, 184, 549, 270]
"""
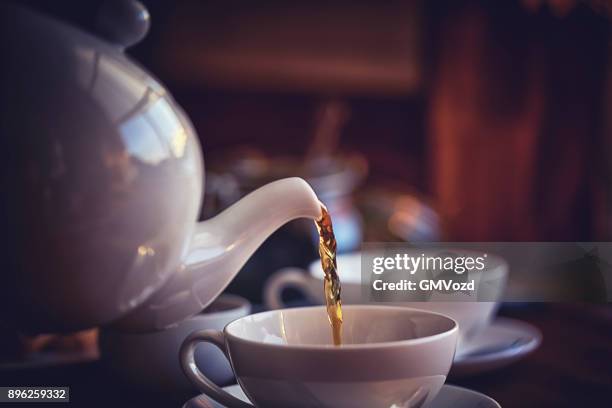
[113, 178, 322, 332]
[189, 177, 322, 265]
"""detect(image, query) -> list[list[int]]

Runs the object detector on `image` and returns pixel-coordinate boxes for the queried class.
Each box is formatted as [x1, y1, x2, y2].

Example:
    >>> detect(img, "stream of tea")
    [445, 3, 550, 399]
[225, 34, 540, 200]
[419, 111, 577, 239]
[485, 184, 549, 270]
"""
[315, 204, 343, 345]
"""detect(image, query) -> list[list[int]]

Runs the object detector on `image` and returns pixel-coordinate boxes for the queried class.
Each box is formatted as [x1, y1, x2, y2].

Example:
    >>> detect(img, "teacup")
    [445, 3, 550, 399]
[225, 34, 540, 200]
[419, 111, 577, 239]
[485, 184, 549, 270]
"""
[180, 305, 458, 408]
[264, 251, 507, 353]
[99, 294, 251, 391]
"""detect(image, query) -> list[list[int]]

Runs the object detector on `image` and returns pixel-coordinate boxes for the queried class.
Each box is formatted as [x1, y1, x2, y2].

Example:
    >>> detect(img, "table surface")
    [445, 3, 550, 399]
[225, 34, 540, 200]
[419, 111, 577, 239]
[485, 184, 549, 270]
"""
[1, 303, 610, 408]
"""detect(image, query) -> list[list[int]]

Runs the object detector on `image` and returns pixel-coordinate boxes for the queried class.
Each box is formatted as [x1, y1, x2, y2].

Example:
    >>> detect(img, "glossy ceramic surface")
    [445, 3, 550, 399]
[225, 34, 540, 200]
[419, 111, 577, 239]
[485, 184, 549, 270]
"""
[100, 295, 251, 391]
[180, 306, 458, 408]
[0, 2, 201, 332]
[0, 3, 322, 333]
[264, 251, 508, 352]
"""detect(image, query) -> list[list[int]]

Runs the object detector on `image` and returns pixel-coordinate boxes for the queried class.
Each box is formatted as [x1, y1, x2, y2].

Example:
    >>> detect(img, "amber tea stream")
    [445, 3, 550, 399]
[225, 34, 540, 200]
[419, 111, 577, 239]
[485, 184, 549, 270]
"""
[315, 204, 343, 345]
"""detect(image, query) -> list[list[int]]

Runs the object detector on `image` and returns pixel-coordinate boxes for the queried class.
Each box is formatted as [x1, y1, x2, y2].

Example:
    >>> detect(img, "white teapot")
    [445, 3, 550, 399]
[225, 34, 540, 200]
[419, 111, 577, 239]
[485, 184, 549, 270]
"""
[0, 1, 322, 333]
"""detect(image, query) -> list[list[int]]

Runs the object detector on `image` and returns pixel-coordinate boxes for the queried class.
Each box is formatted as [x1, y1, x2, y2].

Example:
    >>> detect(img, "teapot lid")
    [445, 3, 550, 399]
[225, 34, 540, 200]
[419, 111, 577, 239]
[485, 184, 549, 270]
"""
[95, 0, 150, 49]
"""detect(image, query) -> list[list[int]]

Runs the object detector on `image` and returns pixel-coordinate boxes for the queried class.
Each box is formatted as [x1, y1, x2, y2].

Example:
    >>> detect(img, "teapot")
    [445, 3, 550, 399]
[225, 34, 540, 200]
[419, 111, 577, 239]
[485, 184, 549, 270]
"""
[0, 1, 322, 333]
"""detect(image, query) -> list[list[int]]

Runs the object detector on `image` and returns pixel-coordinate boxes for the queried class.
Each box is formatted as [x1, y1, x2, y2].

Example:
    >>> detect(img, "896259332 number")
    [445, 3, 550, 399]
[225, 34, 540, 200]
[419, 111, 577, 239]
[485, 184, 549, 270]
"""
[1, 387, 69, 402]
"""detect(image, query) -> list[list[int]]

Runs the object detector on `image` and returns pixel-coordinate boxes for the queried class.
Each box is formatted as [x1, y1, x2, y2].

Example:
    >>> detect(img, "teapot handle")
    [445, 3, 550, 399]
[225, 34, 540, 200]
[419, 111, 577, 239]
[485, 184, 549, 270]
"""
[180, 330, 254, 408]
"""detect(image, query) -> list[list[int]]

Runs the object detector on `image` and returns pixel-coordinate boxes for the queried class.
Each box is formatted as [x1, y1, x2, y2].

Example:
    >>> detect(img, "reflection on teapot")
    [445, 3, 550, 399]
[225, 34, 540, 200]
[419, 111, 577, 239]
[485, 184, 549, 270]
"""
[0, 2, 322, 333]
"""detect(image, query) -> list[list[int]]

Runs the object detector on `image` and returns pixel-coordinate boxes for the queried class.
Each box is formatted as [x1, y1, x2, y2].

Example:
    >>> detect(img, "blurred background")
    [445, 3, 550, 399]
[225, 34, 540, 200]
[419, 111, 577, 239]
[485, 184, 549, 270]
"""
[2, 1, 612, 406]
[17, 0, 612, 303]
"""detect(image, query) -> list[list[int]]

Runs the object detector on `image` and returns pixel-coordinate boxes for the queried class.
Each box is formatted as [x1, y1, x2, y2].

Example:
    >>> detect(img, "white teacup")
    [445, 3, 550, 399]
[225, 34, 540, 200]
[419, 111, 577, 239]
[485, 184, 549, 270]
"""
[180, 305, 458, 408]
[99, 294, 251, 391]
[264, 252, 507, 353]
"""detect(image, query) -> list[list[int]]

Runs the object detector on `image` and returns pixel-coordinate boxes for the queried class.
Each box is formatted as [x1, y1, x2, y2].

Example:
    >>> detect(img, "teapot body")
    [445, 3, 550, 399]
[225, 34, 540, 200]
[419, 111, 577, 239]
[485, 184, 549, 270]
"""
[0, 4, 204, 332]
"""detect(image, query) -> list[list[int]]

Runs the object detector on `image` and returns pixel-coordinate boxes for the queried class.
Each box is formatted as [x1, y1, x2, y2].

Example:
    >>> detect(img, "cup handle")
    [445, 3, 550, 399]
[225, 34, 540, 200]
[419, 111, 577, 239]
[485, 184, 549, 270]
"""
[180, 330, 254, 408]
[264, 268, 311, 310]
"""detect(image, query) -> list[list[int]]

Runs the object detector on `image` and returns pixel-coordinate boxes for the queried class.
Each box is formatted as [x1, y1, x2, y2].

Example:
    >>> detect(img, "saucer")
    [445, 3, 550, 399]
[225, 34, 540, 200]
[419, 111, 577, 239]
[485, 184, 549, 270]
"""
[451, 317, 542, 378]
[183, 384, 500, 408]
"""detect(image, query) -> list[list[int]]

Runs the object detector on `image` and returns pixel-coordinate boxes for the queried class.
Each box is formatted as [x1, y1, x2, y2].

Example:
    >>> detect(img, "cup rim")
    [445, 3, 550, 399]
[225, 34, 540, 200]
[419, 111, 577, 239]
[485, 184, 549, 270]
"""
[224, 305, 458, 351]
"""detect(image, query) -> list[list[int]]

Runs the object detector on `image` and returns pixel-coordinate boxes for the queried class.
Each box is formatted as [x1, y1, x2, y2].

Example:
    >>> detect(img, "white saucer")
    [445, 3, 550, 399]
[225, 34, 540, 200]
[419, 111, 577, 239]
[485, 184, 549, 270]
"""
[183, 384, 500, 408]
[451, 317, 542, 378]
